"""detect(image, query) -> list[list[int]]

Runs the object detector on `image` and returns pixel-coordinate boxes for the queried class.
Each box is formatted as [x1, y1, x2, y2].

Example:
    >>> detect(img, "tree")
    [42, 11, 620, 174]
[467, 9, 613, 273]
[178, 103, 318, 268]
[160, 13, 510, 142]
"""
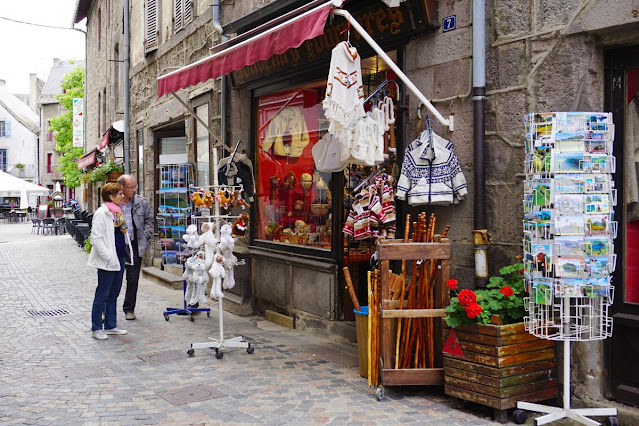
[49, 64, 85, 188]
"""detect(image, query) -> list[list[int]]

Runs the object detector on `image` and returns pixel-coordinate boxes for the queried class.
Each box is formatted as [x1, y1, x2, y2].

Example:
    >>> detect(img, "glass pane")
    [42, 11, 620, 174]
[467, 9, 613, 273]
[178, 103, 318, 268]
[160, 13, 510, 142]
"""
[256, 88, 333, 250]
[159, 136, 187, 164]
[626, 68, 639, 304]
[137, 128, 144, 195]
[195, 104, 210, 186]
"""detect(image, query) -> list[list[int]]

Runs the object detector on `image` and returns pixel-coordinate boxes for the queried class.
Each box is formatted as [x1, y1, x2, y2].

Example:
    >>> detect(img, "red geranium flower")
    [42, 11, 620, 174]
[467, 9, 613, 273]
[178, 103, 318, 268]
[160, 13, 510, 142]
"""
[500, 286, 514, 298]
[458, 289, 476, 307]
[465, 302, 482, 319]
[446, 279, 458, 290]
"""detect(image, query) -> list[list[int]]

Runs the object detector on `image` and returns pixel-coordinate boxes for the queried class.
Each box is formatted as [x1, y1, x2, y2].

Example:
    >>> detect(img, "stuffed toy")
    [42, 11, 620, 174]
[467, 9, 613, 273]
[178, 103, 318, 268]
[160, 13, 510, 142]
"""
[199, 222, 218, 268]
[229, 189, 250, 209]
[182, 224, 201, 250]
[232, 212, 249, 237]
[190, 252, 209, 305]
[203, 191, 215, 209]
[183, 255, 196, 305]
[219, 223, 238, 290]
[208, 252, 226, 300]
[217, 190, 230, 209]
[190, 189, 206, 209]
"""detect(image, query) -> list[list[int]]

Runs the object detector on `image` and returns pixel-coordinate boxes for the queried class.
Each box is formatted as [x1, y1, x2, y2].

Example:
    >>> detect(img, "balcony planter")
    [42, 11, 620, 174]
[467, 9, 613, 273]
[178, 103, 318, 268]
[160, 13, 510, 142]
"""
[443, 321, 558, 423]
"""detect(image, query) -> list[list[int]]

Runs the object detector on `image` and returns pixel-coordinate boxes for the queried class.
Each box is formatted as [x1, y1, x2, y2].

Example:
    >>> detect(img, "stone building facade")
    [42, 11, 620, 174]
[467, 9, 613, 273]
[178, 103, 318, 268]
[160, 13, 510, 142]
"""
[75, 0, 639, 413]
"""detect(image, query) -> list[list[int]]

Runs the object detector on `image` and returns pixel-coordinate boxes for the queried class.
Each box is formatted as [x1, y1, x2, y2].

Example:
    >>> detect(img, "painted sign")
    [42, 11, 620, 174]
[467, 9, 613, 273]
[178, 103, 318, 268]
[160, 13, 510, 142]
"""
[443, 15, 457, 32]
[72, 98, 84, 148]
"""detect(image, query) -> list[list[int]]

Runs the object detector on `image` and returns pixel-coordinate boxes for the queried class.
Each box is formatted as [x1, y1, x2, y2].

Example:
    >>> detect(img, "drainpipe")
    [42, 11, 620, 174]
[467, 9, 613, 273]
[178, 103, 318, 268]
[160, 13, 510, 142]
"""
[123, 0, 131, 173]
[473, 0, 487, 288]
[213, 2, 228, 150]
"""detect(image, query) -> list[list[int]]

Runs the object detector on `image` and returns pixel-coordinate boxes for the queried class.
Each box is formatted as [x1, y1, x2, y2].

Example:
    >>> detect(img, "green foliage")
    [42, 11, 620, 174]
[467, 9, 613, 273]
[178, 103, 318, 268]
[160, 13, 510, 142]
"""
[445, 259, 526, 328]
[49, 63, 85, 188]
[15, 163, 24, 169]
[83, 237, 92, 254]
[85, 159, 124, 184]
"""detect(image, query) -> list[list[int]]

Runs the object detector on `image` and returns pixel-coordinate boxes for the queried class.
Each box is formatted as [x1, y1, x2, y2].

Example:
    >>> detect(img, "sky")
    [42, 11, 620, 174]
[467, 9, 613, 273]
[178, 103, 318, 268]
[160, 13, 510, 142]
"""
[0, 0, 86, 94]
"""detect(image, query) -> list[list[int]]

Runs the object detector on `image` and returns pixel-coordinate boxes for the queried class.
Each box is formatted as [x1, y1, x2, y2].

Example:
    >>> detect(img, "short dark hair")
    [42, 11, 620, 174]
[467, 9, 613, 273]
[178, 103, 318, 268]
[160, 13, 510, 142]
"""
[101, 183, 123, 202]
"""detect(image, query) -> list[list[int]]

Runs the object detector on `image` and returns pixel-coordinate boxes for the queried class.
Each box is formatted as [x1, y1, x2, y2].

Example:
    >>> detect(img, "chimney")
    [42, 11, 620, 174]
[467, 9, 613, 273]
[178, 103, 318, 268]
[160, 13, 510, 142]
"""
[29, 74, 40, 113]
[0, 79, 5, 87]
[53, 58, 61, 66]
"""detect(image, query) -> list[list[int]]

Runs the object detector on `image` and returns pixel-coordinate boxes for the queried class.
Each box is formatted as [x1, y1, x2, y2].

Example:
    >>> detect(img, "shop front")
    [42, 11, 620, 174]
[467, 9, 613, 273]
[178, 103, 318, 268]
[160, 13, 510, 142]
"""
[157, 0, 443, 331]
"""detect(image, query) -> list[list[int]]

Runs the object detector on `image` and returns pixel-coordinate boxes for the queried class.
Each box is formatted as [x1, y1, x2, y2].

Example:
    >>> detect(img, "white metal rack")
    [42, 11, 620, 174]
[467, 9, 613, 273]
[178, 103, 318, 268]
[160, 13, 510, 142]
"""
[186, 143, 254, 358]
[517, 112, 618, 426]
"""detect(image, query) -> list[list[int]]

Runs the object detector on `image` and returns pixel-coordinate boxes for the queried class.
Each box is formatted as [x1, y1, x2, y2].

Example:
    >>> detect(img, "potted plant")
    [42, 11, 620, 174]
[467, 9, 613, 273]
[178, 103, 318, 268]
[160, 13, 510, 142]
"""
[14, 163, 25, 169]
[86, 160, 124, 184]
[442, 258, 558, 423]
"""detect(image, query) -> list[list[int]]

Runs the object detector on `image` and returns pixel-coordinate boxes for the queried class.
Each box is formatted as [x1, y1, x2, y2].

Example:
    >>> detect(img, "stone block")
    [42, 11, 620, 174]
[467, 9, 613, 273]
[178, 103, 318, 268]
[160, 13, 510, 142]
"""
[253, 257, 288, 305]
[292, 266, 336, 319]
[410, 27, 471, 69]
[536, 0, 579, 31]
[434, 59, 471, 101]
[437, 0, 471, 30]
[494, 0, 532, 37]
[494, 91, 527, 143]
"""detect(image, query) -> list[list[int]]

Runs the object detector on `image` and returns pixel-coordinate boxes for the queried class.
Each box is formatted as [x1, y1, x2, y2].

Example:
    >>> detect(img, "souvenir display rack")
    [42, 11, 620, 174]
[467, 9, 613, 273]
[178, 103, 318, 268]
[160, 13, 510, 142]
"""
[157, 163, 211, 321]
[517, 112, 618, 425]
[186, 146, 253, 358]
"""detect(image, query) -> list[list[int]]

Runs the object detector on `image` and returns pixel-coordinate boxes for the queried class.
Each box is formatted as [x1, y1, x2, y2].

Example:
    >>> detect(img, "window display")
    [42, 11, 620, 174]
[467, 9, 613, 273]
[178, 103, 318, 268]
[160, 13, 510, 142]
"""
[256, 87, 333, 249]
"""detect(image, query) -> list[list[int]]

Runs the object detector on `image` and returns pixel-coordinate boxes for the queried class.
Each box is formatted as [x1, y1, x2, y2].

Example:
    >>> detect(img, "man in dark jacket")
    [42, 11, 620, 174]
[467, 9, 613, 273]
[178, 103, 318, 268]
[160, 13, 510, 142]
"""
[118, 174, 154, 320]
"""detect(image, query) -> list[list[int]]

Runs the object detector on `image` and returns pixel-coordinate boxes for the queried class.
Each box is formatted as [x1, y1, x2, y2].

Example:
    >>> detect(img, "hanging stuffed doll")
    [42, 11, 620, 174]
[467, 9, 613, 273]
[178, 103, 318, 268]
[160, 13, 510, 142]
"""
[199, 221, 218, 268]
[208, 250, 226, 300]
[219, 223, 239, 290]
[182, 224, 202, 250]
[183, 255, 196, 305]
[232, 212, 249, 237]
[190, 251, 209, 306]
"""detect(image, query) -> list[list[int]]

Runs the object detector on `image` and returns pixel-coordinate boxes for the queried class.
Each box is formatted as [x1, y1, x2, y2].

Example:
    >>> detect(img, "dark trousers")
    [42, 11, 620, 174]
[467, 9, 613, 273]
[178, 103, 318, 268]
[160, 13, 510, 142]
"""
[92, 256, 126, 331]
[123, 241, 142, 313]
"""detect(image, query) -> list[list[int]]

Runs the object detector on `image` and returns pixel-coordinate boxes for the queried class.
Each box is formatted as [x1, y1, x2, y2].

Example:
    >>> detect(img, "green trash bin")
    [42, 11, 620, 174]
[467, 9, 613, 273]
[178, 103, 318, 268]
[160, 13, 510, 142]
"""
[354, 307, 368, 379]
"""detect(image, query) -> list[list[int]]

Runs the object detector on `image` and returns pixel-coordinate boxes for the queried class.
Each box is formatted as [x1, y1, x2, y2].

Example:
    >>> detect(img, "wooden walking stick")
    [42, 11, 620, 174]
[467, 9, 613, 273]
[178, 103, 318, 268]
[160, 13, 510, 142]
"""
[367, 271, 372, 387]
[394, 215, 410, 368]
[343, 267, 360, 312]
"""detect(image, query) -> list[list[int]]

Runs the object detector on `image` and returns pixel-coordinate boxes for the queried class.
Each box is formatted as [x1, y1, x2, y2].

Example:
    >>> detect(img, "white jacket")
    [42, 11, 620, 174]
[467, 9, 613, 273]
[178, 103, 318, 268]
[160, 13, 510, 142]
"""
[87, 204, 134, 271]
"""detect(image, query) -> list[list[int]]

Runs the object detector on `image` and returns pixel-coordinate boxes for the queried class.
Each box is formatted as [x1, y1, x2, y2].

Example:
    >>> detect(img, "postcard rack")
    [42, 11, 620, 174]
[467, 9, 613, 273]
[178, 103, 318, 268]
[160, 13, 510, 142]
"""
[518, 112, 617, 425]
[373, 237, 450, 400]
[157, 163, 211, 321]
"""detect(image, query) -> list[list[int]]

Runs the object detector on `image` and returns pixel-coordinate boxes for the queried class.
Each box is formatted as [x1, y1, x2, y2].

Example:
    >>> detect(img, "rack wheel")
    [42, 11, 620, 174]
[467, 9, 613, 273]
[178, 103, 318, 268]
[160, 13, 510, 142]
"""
[215, 351, 223, 359]
[247, 344, 254, 354]
[512, 409, 527, 424]
[375, 387, 385, 401]
[189, 315, 194, 322]
[186, 349, 194, 357]
[606, 417, 620, 426]
[207, 311, 211, 317]
[164, 315, 169, 321]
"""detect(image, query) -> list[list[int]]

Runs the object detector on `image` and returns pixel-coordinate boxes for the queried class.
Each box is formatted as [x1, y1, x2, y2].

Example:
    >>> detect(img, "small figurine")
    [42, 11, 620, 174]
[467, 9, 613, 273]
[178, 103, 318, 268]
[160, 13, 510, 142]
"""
[294, 199, 305, 212]
[182, 224, 201, 250]
[283, 171, 297, 189]
[232, 212, 249, 237]
[203, 191, 215, 209]
[270, 175, 281, 201]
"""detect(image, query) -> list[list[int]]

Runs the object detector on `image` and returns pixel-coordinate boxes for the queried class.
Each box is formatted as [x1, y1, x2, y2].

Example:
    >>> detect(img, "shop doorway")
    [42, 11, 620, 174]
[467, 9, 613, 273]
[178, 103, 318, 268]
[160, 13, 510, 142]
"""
[605, 46, 639, 406]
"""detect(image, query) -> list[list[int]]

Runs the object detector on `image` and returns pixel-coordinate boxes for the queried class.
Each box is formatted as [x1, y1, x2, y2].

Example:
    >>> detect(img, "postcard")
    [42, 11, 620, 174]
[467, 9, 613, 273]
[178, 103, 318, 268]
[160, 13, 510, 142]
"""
[533, 146, 552, 173]
[554, 152, 584, 173]
[554, 235, 584, 257]
[525, 253, 535, 275]
[584, 174, 610, 193]
[585, 194, 610, 214]
[584, 137, 609, 154]
[585, 236, 610, 256]
[555, 257, 585, 278]
[583, 154, 609, 173]
[532, 243, 553, 274]
[585, 256, 609, 277]
[532, 277, 554, 305]
[533, 178, 553, 207]
[555, 215, 585, 235]
[555, 194, 583, 215]
[554, 173, 584, 194]
[555, 132, 585, 152]
[554, 112, 584, 132]
[558, 278, 585, 297]
[586, 113, 611, 131]
[586, 214, 609, 235]
[585, 277, 611, 298]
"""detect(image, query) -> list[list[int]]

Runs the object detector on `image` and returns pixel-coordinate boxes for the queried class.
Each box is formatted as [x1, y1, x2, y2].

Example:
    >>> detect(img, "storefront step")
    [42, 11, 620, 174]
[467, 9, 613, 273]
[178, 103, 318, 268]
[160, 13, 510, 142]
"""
[141, 266, 183, 290]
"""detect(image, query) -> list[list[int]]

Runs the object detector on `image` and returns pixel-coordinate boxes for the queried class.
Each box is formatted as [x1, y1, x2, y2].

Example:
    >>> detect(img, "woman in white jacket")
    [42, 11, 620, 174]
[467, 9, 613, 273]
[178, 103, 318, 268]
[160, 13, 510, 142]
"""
[88, 183, 134, 340]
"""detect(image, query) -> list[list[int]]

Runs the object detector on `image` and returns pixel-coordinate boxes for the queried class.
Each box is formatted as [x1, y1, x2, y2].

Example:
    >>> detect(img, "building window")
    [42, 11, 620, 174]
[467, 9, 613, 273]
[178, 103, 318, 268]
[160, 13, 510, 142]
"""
[113, 43, 120, 109]
[98, 92, 101, 136]
[144, 0, 159, 53]
[47, 120, 53, 142]
[102, 88, 107, 135]
[0, 149, 6, 172]
[47, 153, 53, 173]
[0, 120, 10, 137]
[173, 0, 193, 33]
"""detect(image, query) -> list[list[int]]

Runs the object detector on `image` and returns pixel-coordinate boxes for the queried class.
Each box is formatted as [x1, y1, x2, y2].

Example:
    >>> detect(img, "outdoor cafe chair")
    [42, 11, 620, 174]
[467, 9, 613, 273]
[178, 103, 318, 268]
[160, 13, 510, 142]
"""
[41, 218, 56, 236]
[31, 218, 42, 234]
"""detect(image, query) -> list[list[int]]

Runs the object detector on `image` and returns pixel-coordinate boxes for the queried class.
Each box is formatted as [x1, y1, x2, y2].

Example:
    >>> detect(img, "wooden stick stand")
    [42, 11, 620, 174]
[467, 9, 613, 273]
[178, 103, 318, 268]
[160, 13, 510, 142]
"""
[377, 238, 450, 392]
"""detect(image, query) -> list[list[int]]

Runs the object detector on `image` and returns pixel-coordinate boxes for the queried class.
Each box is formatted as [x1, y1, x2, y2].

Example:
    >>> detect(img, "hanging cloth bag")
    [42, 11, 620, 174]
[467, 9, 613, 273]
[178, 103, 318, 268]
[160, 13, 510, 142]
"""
[312, 133, 347, 172]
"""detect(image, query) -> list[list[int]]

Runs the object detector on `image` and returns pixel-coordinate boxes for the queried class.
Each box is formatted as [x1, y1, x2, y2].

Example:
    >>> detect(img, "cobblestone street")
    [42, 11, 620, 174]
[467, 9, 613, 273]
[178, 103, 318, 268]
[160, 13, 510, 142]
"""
[0, 222, 511, 425]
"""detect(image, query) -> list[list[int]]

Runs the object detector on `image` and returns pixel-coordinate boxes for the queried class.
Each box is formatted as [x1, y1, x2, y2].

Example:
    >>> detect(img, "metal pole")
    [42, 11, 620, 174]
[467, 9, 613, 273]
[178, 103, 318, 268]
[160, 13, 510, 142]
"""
[123, 0, 131, 174]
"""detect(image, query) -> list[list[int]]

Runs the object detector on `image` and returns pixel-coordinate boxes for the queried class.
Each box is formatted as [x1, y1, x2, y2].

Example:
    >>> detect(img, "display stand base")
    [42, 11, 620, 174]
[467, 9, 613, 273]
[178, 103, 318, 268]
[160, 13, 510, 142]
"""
[163, 274, 211, 322]
[516, 402, 616, 426]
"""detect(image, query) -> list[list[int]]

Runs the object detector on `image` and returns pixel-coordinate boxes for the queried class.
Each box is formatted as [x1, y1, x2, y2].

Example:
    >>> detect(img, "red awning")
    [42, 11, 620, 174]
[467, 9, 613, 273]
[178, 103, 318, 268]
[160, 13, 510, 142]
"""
[77, 150, 96, 170]
[157, 1, 333, 98]
[98, 132, 109, 151]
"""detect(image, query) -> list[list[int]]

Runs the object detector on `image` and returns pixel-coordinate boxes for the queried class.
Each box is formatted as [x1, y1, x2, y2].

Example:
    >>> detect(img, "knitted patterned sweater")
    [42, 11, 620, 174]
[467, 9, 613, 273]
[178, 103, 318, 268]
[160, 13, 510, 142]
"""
[396, 131, 467, 205]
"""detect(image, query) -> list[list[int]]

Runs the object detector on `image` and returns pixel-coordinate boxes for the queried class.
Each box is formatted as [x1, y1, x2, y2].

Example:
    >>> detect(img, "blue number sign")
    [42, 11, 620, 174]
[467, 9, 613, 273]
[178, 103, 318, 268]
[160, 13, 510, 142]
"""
[443, 15, 456, 32]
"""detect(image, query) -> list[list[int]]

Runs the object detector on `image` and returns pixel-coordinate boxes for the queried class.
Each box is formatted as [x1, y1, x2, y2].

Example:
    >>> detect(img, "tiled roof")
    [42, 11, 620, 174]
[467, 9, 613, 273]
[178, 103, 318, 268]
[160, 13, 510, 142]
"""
[37, 60, 86, 105]
[0, 84, 39, 134]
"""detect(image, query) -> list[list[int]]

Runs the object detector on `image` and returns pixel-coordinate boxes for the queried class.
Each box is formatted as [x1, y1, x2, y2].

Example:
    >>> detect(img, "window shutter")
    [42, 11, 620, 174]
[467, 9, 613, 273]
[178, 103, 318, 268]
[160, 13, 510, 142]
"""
[5, 121, 10, 137]
[183, 0, 193, 26]
[173, 0, 183, 33]
[144, 0, 159, 53]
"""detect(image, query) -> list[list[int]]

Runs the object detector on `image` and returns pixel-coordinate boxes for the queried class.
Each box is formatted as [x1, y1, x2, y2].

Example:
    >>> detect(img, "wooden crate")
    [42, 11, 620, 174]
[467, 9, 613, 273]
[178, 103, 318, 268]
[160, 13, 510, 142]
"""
[442, 322, 558, 420]
[377, 239, 450, 386]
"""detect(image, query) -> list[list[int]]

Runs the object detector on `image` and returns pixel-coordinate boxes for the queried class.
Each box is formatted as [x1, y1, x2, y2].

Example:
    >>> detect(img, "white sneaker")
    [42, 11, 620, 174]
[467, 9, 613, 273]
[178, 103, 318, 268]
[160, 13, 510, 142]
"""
[92, 330, 108, 340]
[104, 328, 128, 335]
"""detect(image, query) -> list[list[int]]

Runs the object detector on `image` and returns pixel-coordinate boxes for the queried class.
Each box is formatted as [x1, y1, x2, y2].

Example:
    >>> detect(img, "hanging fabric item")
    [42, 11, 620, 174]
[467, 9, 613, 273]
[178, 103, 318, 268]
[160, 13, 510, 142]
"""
[396, 129, 467, 205]
[343, 174, 396, 240]
[323, 41, 366, 145]
[218, 152, 256, 202]
[261, 106, 310, 157]
[312, 132, 347, 172]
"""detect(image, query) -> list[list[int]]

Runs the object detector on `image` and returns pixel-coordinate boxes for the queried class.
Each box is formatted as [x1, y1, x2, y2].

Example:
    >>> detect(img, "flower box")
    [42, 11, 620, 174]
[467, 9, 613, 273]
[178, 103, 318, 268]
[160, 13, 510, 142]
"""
[443, 321, 558, 422]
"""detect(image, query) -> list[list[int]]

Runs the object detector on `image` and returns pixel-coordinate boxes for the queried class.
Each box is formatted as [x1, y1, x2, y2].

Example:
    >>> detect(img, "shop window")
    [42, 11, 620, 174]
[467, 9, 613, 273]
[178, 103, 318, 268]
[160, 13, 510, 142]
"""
[625, 68, 639, 304]
[0, 120, 10, 137]
[256, 87, 333, 250]
[194, 102, 210, 186]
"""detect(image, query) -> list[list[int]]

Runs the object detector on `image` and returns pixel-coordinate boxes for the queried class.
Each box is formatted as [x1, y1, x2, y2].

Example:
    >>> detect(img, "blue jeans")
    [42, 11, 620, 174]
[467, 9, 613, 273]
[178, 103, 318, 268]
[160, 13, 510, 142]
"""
[91, 256, 126, 331]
